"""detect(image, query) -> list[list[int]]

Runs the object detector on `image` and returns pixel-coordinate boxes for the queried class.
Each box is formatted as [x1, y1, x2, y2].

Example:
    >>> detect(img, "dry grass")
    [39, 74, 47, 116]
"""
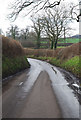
[57, 42, 81, 60]
[24, 48, 62, 57]
[2, 35, 25, 57]
[2, 35, 81, 60]
[25, 42, 81, 60]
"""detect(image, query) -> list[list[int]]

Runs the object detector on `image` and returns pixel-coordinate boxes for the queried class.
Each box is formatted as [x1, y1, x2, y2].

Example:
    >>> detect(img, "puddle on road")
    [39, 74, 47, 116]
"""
[27, 58, 79, 118]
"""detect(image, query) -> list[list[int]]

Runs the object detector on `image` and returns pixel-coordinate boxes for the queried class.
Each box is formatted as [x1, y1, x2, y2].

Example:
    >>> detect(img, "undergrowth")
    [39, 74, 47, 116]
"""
[61, 56, 81, 78]
[2, 56, 30, 79]
[2, 36, 30, 79]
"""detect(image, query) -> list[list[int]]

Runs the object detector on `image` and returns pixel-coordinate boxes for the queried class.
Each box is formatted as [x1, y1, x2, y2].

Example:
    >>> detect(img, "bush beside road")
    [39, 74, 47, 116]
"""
[2, 36, 30, 79]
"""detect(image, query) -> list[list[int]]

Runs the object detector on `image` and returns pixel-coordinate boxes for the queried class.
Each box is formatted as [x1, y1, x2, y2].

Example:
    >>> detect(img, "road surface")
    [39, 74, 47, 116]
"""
[2, 58, 80, 118]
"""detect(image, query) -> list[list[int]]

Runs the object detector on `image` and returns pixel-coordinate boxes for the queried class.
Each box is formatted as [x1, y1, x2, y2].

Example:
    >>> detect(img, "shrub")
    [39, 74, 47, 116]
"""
[2, 35, 30, 79]
[2, 56, 30, 79]
[61, 56, 81, 78]
[2, 36, 25, 57]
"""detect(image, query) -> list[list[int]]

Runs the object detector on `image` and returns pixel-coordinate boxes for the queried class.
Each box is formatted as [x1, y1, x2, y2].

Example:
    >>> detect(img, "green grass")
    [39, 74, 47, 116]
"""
[51, 56, 81, 78]
[35, 38, 81, 44]
[57, 46, 65, 48]
[2, 56, 30, 79]
[58, 38, 81, 43]
[40, 46, 48, 48]
[61, 56, 81, 77]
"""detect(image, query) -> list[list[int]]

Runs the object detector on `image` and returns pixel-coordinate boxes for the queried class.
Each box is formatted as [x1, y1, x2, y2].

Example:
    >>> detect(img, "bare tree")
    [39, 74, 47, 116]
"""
[8, 0, 63, 21]
[70, 1, 81, 23]
[42, 16, 56, 49]
[6, 25, 19, 39]
[32, 17, 43, 49]
[20, 28, 29, 40]
[70, 3, 79, 22]
[42, 4, 73, 49]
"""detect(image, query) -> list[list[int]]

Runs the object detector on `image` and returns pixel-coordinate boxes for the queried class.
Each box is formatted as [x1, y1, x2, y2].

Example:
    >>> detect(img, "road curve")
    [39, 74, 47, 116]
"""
[2, 58, 79, 118]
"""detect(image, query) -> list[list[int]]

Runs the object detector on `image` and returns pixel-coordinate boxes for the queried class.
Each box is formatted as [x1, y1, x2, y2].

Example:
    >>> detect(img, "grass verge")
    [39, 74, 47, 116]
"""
[2, 56, 30, 79]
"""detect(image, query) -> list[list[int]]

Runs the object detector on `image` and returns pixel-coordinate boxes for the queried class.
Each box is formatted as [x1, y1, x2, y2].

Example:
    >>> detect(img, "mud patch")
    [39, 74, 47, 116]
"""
[57, 67, 81, 104]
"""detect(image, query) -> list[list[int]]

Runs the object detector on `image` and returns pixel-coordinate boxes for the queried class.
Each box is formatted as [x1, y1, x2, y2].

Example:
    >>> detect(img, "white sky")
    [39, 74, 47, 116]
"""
[0, 0, 79, 36]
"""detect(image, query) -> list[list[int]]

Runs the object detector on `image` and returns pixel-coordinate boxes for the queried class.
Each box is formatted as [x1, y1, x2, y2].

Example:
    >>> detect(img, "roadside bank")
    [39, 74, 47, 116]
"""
[2, 36, 30, 79]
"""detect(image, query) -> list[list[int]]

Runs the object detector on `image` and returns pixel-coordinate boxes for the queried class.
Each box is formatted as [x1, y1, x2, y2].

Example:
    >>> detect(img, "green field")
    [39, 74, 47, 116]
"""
[35, 38, 81, 44]
[41, 38, 81, 44]
[29, 38, 81, 49]
[58, 38, 81, 43]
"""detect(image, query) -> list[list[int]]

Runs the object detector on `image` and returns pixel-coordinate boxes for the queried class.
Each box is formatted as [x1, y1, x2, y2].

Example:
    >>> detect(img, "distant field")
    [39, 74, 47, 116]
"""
[33, 38, 81, 44]
[22, 38, 81, 49]
[40, 38, 81, 48]
[40, 38, 81, 44]
[58, 38, 81, 43]
[57, 46, 65, 48]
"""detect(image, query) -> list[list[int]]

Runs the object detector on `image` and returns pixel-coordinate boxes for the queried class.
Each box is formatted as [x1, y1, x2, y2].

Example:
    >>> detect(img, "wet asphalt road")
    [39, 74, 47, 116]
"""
[2, 58, 80, 118]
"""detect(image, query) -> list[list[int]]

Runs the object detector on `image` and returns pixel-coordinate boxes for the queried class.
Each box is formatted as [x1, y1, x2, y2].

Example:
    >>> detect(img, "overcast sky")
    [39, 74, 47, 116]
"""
[0, 0, 79, 36]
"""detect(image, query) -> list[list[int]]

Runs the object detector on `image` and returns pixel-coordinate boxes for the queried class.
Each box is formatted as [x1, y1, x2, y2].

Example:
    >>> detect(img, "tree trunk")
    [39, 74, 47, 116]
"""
[12, 32, 15, 39]
[24, 33, 26, 40]
[37, 36, 40, 49]
[54, 27, 58, 50]
[54, 40, 57, 50]
[51, 41, 54, 49]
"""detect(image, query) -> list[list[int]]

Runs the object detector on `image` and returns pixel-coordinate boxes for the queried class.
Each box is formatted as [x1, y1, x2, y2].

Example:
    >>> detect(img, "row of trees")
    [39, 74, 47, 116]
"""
[1, 0, 78, 49]
[5, 3, 74, 49]
[31, 4, 74, 49]
[5, 25, 36, 48]
[6, 25, 28, 40]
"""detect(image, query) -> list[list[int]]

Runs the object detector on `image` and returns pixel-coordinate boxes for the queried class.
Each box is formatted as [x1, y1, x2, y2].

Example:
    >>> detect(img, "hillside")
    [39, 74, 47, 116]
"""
[70, 35, 81, 39]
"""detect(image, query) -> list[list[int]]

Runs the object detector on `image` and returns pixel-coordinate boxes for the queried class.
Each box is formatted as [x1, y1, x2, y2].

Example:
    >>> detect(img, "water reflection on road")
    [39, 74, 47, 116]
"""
[27, 58, 79, 118]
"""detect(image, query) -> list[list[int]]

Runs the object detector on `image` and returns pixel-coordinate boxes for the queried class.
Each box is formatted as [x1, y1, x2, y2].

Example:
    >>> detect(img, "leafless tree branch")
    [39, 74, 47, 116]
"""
[70, 3, 79, 22]
[8, 0, 64, 21]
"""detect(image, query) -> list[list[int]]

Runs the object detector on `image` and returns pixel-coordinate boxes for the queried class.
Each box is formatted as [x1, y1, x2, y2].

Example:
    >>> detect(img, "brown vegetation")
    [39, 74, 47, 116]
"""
[25, 42, 81, 60]
[21, 41, 35, 48]
[57, 42, 81, 60]
[24, 48, 62, 57]
[2, 35, 81, 60]
[2, 36, 30, 79]
[2, 35, 81, 79]
[2, 35, 25, 57]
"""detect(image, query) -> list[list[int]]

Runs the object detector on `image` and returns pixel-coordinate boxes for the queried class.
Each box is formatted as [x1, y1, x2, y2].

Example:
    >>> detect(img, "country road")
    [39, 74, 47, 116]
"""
[2, 58, 80, 118]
